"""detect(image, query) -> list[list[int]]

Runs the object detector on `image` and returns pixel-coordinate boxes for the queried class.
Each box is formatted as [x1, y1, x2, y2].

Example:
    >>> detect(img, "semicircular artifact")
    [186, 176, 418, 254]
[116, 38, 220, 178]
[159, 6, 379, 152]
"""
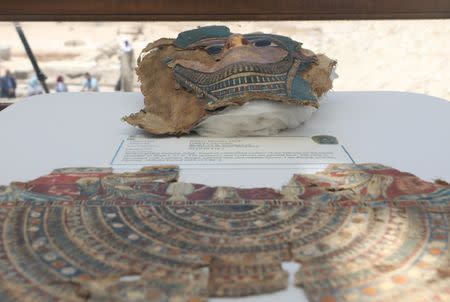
[0, 164, 448, 301]
[123, 26, 337, 136]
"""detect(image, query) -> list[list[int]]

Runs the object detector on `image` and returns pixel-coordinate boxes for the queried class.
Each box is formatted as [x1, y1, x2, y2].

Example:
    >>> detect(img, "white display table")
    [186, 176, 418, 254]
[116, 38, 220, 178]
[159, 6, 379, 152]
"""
[1, 91, 449, 186]
[0, 91, 449, 301]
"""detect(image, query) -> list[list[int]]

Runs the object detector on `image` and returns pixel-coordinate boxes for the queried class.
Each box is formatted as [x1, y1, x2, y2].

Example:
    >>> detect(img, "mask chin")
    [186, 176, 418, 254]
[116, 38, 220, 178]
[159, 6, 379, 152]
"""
[193, 62, 338, 137]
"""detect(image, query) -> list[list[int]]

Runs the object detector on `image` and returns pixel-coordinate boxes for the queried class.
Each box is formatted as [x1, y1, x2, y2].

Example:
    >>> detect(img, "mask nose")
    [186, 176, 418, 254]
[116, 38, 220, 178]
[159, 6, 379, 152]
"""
[224, 34, 249, 50]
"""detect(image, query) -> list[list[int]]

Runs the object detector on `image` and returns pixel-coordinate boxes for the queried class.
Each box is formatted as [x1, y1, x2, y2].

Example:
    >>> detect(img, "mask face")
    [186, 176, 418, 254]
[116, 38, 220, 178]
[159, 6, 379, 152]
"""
[168, 26, 318, 109]
[124, 26, 336, 136]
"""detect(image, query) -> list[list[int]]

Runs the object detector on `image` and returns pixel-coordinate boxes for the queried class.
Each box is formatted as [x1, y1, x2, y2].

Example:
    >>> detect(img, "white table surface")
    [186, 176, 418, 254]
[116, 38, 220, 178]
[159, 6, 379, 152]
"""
[0, 91, 449, 301]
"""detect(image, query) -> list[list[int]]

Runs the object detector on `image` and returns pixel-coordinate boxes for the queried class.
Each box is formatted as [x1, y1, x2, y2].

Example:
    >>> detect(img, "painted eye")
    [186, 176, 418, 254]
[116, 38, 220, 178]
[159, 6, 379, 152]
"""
[254, 40, 272, 47]
[205, 45, 223, 55]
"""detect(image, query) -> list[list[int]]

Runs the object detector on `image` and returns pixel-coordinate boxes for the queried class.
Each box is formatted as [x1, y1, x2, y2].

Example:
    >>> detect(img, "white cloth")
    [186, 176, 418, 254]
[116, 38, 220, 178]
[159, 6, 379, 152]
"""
[194, 100, 317, 137]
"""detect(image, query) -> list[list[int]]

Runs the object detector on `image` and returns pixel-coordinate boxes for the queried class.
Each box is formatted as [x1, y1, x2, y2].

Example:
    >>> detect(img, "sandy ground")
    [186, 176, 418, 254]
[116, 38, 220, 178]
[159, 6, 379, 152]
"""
[0, 20, 449, 101]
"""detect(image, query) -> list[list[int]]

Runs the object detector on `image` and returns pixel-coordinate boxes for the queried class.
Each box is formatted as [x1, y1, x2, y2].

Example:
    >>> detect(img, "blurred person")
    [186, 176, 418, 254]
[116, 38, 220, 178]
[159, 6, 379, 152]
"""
[118, 38, 134, 92]
[55, 75, 68, 93]
[0, 69, 17, 98]
[82, 73, 99, 92]
[27, 75, 43, 96]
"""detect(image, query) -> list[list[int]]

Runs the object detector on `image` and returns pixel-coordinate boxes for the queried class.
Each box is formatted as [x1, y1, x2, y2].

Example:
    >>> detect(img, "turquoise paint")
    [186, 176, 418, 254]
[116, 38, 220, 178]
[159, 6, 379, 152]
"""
[291, 73, 316, 100]
[175, 26, 231, 48]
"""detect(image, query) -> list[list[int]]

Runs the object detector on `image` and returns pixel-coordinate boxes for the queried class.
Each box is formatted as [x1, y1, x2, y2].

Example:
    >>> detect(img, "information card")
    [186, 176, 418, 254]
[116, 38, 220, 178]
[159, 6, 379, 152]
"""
[111, 135, 354, 169]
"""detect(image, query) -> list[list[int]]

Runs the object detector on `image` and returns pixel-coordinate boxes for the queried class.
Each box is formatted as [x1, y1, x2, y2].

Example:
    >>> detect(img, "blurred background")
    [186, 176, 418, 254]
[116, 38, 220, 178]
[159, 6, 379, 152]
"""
[0, 20, 449, 105]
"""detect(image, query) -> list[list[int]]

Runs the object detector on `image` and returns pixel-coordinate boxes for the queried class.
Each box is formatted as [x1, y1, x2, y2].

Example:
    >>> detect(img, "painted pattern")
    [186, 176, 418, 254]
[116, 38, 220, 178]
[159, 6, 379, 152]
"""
[0, 164, 449, 301]
[172, 53, 316, 105]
